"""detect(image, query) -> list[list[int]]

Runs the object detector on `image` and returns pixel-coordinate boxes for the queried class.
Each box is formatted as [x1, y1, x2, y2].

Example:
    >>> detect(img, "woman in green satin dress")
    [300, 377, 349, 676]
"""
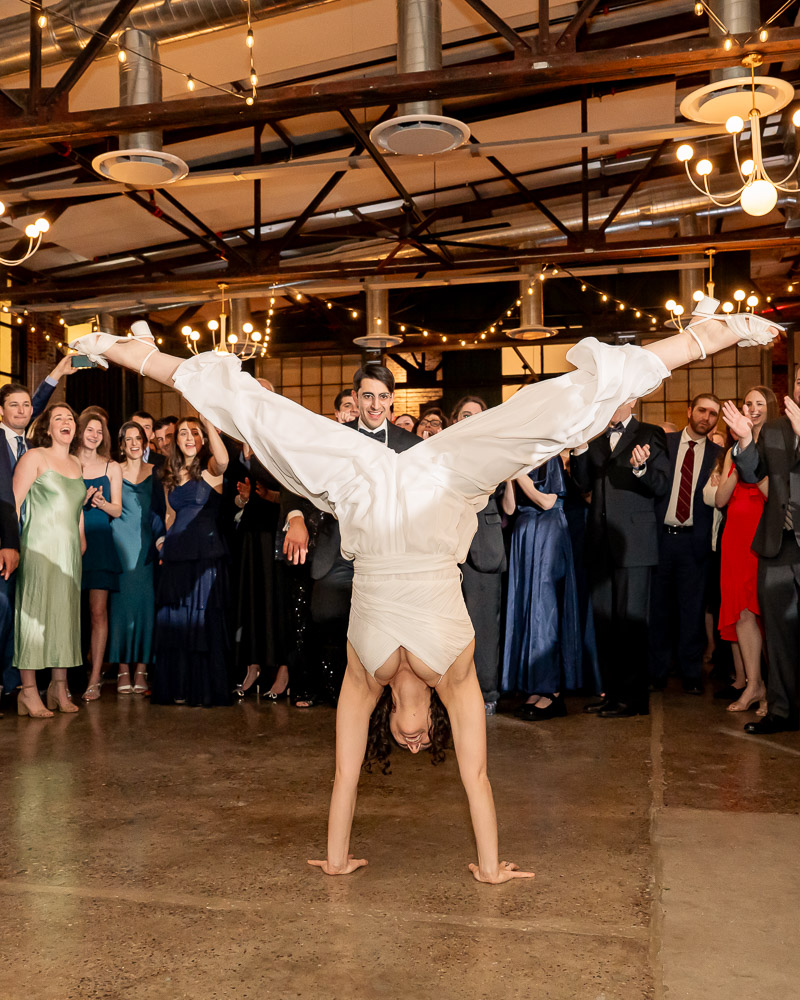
[12, 402, 86, 718]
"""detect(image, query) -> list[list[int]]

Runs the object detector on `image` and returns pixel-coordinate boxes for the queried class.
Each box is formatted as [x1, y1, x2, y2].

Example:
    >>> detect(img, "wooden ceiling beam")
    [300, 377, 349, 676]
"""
[1, 30, 798, 145]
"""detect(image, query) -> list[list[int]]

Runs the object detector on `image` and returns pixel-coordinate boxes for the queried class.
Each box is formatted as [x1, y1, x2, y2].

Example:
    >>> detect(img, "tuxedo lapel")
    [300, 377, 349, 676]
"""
[610, 417, 639, 457]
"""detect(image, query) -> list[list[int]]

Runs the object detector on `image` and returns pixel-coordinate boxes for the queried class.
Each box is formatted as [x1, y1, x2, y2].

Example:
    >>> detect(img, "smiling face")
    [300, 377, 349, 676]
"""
[154, 424, 174, 455]
[417, 411, 444, 437]
[387, 671, 433, 754]
[743, 390, 768, 430]
[176, 420, 203, 461]
[335, 396, 357, 424]
[394, 414, 415, 433]
[49, 405, 76, 447]
[0, 390, 33, 432]
[353, 377, 393, 430]
[81, 418, 104, 453]
[122, 426, 146, 461]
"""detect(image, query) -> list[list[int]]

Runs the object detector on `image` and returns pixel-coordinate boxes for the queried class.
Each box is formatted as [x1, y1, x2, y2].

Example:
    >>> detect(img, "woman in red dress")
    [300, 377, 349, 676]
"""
[714, 386, 777, 713]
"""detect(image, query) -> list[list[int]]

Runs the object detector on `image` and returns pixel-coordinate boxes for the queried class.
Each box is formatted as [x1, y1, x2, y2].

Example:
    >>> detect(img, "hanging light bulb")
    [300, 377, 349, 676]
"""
[37, 12, 48, 28]
[746, 294, 759, 307]
[186, 75, 196, 92]
[726, 115, 744, 134]
[723, 36, 733, 51]
[665, 299, 677, 312]
[696, 159, 713, 176]
[692, 290, 705, 302]
[118, 48, 127, 63]
[722, 301, 734, 314]
[676, 144, 694, 162]
[246, 28, 254, 47]
[35, 218, 49, 233]
[250, 71, 258, 87]
[759, 28, 768, 42]
[694, 0, 703, 13]
[245, 96, 254, 106]
[740, 159, 755, 176]
[793, 109, 800, 128]
[740, 179, 778, 216]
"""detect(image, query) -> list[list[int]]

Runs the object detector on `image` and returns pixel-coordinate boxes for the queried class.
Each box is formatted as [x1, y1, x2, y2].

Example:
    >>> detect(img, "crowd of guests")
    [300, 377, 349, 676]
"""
[0, 356, 797, 739]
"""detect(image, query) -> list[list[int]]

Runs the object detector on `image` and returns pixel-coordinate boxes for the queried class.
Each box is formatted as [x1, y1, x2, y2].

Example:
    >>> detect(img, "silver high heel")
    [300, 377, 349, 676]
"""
[69, 321, 157, 372]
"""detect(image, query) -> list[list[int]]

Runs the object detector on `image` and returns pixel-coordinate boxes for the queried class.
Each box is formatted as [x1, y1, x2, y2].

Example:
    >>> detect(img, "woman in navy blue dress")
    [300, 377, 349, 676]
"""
[501, 456, 582, 720]
[152, 416, 231, 707]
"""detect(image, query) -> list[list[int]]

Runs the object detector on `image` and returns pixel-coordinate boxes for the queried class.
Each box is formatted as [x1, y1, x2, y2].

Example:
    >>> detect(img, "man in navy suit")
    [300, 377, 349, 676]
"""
[0, 354, 79, 704]
[649, 394, 721, 694]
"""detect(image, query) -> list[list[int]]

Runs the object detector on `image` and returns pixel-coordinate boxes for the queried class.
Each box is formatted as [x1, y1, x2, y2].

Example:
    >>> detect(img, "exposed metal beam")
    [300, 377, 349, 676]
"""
[598, 140, 670, 233]
[0, 30, 796, 144]
[556, 0, 602, 50]
[124, 190, 230, 263]
[538, 0, 550, 52]
[28, 4, 42, 115]
[43, 0, 141, 109]
[457, 0, 532, 54]
[157, 189, 250, 270]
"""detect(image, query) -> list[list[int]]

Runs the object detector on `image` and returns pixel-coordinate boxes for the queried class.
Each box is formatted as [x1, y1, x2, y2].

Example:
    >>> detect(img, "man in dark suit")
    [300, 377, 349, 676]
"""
[0, 355, 78, 705]
[649, 394, 721, 694]
[726, 372, 800, 734]
[570, 402, 670, 717]
[283, 363, 419, 703]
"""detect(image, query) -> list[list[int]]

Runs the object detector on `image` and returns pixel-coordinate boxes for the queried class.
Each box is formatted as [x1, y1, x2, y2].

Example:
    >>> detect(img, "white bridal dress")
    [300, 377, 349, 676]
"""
[172, 339, 669, 678]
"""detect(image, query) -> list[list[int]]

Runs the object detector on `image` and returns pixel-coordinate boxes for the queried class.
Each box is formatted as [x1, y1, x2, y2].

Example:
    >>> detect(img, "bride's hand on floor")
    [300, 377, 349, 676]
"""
[469, 861, 535, 884]
[308, 855, 369, 875]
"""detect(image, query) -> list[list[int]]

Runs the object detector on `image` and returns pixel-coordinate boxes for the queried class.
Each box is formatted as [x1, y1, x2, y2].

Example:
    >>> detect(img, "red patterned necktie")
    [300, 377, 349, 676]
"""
[675, 440, 696, 523]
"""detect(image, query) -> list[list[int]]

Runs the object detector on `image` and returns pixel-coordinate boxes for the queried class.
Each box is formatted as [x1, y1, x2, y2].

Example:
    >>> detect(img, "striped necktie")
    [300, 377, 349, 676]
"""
[675, 441, 696, 523]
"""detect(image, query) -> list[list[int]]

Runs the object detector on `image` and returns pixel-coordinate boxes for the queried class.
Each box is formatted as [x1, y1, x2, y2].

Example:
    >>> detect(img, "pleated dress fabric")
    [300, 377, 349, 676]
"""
[151, 478, 231, 707]
[14, 469, 85, 670]
[501, 457, 583, 695]
[108, 475, 155, 665]
[172, 339, 669, 678]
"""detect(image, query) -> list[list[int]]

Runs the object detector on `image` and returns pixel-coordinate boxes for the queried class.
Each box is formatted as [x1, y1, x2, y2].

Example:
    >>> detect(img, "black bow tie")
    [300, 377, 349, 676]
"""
[606, 422, 625, 437]
[359, 427, 386, 443]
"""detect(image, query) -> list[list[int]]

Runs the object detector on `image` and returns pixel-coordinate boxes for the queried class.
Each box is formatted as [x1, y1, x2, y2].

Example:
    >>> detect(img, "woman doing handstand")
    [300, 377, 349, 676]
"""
[70, 304, 781, 883]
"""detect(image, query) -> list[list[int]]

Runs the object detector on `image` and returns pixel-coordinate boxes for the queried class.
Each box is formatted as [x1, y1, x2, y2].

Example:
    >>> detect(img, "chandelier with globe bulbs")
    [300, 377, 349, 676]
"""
[664, 248, 764, 329]
[676, 53, 800, 218]
[181, 283, 266, 360]
[0, 203, 50, 266]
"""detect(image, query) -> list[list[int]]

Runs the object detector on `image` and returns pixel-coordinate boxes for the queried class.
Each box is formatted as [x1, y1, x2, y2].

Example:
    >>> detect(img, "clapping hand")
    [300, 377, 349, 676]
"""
[721, 400, 754, 445]
[236, 477, 252, 502]
[784, 396, 800, 438]
[630, 444, 650, 468]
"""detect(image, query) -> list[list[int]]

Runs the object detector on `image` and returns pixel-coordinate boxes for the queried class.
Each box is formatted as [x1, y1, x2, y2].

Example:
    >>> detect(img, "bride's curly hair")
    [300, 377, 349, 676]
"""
[363, 686, 451, 774]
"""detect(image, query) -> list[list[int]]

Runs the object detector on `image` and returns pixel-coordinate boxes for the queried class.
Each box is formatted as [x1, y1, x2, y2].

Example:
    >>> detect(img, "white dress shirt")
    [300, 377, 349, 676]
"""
[1, 423, 27, 465]
[357, 417, 389, 445]
[664, 428, 707, 527]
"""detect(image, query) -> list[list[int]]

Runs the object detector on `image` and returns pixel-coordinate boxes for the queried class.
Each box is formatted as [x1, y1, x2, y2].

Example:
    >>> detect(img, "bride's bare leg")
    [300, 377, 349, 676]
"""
[93, 339, 182, 387]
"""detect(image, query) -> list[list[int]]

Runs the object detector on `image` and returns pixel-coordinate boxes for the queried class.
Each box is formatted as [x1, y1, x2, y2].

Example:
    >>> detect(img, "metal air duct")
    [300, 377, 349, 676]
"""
[0, 0, 339, 80]
[353, 287, 402, 348]
[369, 0, 469, 156]
[92, 30, 188, 186]
[505, 266, 558, 341]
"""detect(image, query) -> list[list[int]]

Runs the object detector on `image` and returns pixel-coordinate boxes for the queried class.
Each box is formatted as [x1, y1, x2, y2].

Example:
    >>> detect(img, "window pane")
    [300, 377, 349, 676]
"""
[321, 387, 339, 416]
[737, 367, 761, 397]
[283, 384, 302, 404]
[302, 355, 320, 383]
[283, 357, 301, 386]
[302, 386, 321, 412]
[322, 356, 341, 385]
[641, 402, 665, 424]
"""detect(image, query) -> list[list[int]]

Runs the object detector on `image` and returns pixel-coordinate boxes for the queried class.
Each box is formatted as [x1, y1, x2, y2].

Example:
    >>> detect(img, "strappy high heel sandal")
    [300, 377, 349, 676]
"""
[82, 682, 102, 702]
[46, 680, 80, 713]
[683, 295, 784, 359]
[69, 320, 158, 372]
[117, 671, 133, 695]
[17, 685, 54, 718]
[132, 670, 149, 694]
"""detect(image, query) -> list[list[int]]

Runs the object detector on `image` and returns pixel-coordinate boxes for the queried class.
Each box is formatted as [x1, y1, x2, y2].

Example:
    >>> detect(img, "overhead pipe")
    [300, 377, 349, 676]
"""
[0, 0, 339, 79]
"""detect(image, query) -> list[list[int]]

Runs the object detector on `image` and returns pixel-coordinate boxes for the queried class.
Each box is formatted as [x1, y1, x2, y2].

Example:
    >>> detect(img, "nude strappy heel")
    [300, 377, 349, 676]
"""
[69, 321, 157, 373]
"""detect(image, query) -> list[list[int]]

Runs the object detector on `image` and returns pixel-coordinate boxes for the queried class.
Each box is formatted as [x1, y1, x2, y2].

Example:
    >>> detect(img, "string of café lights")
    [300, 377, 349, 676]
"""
[19, 0, 261, 103]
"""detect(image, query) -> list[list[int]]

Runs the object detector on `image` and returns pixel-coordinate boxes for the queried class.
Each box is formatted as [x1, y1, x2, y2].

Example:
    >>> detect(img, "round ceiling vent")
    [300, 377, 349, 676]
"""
[504, 325, 559, 341]
[679, 76, 795, 125]
[369, 114, 471, 155]
[353, 334, 404, 349]
[92, 149, 189, 187]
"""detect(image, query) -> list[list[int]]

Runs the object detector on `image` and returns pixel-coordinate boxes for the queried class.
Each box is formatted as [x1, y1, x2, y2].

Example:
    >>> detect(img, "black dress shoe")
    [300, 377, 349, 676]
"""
[598, 701, 649, 718]
[682, 681, 704, 696]
[518, 694, 567, 721]
[584, 697, 612, 714]
[714, 683, 745, 701]
[744, 713, 799, 735]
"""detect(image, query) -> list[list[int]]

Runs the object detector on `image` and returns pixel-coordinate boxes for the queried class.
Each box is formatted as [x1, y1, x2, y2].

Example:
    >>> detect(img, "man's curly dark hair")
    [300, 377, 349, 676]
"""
[363, 685, 451, 774]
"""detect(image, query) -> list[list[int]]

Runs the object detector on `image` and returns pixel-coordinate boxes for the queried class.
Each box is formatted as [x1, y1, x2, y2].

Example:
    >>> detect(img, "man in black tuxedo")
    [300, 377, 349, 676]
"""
[649, 394, 721, 695]
[282, 363, 419, 703]
[727, 372, 800, 734]
[570, 402, 670, 717]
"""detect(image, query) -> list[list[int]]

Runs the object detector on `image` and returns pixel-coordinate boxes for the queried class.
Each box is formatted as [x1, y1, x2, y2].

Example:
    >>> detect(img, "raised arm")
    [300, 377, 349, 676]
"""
[438, 649, 534, 884]
[308, 652, 383, 875]
[200, 416, 229, 476]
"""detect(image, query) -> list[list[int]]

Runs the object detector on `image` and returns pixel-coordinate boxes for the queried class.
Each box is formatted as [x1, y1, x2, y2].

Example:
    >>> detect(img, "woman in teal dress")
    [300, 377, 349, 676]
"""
[13, 402, 86, 718]
[74, 411, 122, 700]
[109, 422, 154, 694]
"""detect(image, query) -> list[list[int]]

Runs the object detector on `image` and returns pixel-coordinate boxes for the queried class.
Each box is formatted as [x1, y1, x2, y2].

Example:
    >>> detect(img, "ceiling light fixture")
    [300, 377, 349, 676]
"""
[677, 54, 799, 217]
[0, 212, 50, 266]
[182, 283, 261, 359]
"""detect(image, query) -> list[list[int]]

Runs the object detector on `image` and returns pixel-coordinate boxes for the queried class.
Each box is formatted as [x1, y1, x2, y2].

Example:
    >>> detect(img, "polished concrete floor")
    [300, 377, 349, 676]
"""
[1, 684, 798, 1000]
